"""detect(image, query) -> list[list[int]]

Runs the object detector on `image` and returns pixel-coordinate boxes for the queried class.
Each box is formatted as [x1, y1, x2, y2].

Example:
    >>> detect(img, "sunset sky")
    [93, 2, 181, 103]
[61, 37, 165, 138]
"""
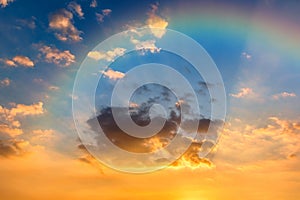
[1, 0, 300, 199]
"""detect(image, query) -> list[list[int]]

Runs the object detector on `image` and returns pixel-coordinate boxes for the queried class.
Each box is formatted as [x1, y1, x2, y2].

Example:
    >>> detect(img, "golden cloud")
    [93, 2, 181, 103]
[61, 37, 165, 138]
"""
[146, 3, 168, 38]
[12, 56, 34, 67]
[272, 92, 296, 100]
[230, 87, 254, 98]
[38, 45, 75, 67]
[49, 9, 82, 42]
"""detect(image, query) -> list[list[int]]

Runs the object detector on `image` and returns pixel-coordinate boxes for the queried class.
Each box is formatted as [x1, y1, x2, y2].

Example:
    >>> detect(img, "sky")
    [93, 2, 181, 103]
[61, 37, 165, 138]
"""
[0, 0, 300, 199]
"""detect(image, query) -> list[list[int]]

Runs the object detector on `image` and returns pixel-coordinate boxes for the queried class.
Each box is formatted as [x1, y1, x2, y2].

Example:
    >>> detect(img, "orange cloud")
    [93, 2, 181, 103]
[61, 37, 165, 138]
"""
[0, 0, 14, 8]
[49, 9, 82, 42]
[96, 9, 112, 23]
[10, 102, 44, 117]
[12, 55, 34, 67]
[38, 45, 75, 67]
[146, 3, 168, 38]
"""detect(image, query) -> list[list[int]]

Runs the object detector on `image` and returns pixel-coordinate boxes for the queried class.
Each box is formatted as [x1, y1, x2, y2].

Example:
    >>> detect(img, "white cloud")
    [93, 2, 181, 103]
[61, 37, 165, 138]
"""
[68, 2, 84, 19]
[0, 0, 14, 8]
[49, 9, 82, 42]
[272, 92, 296, 100]
[38, 45, 75, 67]
[242, 52, 252, 60]
[131, 38, 161, 53]
[87, 47, 126, 61]
[101, 69, 125, 80]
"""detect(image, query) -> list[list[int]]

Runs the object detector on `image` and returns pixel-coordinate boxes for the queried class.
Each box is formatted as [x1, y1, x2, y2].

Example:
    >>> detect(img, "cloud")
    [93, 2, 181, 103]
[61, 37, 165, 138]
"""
[146, 3, 168, 38]
[242, 52, 252, 60]
[230, 87, 254, 98]
[49, 9, 82, 42]
[0, 78, 11, 87]
[272, 92, 296, 100]
[101, 69, 125, 80]
[0, 125, 23, 137]
[68, 2, 84, 19]
[215, 116, 300, 167]
[10, 102, 44, 117]
[96, 9, 112, 23]
[3, 59, 16, 67]
[0, 0, 14, 8]
[16, 17, 36, 29]
[31, 129, 55, 143]
[12, 56, 34, 67]
[38, 45, 75, 67]
[90, 0, 97, 8]
[0, 139, 29, 158]
[87, 47, 126, 61]
[48, 85, 59, 91]
[131, 38, 161, 53]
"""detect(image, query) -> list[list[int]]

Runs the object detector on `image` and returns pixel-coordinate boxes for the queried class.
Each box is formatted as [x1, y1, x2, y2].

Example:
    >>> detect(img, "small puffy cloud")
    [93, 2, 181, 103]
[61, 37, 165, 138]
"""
[10, 102, 44, 117]
[96, 9, 112, 23]
[87, 47, 126, 61]
[38, 45, 75, 67]
[3, 59, 17, 67]
[242, 52, 252, 60]
[131, 38, 161, 53]
[0, 0, 14, 8]
[101, 69, 125, 80]
[90, 0, 97, 8]
[272, 92, 296, 100]
[146, 3, 168, 38]
[49, 9, 82, 42]
[0, 78, 11, 87]
[31, 129, 55, 143]
[230, 87, 254, 98]
[12, 56, 34, 67]
[68, 2, 84, 19]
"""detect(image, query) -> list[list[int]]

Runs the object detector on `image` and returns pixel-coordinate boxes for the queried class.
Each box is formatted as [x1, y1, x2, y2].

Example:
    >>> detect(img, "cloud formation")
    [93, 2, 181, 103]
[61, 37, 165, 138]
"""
[49, 9, 82, 42]
[146, 3, 168, 38]
[0, 0, 14, 8]
[0, 78, 11, 87]
[68, 2, 84, 19]
[90, 0, 97, 8]
[230, 87, 254, 98]
[87, 47, 126, 61]
[38, 45, 75, 67]
[2, 56, 35, 68]
[272, 92, 296, 100]
[101, 69, 125, 80]
[96, 9, 112, 23]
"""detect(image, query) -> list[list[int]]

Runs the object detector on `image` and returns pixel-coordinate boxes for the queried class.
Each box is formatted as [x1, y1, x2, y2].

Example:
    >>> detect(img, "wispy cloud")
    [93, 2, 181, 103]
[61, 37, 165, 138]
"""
[90, 0, 97, 8]
[272, 92, 296, 100]
[38, 45, 75, 67]
[242, 52, 252, 60]
[49, 9, 82, 42]
[230, 87, 254, 98]
[68, 2, 84, 19]
[96, 9, 112, 23]
[87, 47, 126, 61]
